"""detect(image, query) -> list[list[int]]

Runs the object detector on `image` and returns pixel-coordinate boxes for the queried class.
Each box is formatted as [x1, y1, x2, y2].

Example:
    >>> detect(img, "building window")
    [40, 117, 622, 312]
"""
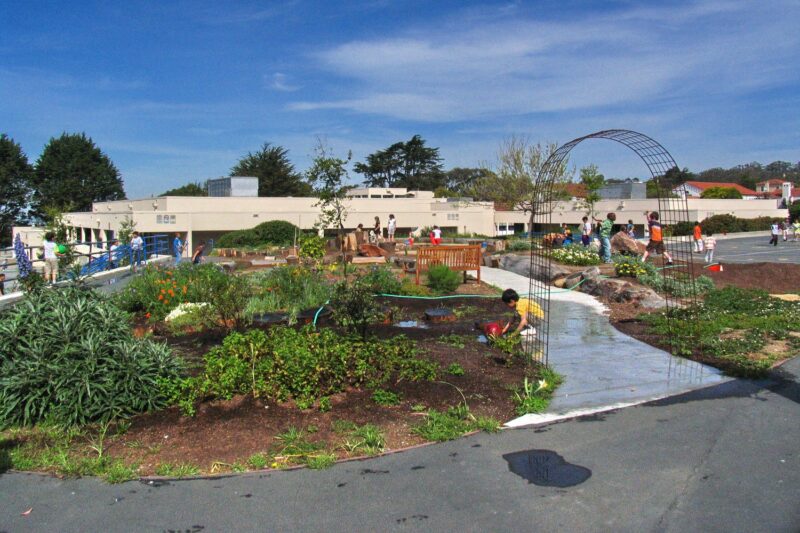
[447, 213, 459, 221]
[156, 214, 163, 224]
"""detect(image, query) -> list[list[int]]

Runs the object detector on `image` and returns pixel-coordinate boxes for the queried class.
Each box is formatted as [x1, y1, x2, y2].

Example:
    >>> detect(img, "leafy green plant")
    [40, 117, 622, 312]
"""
[168, 327, 431, 415]
[358, 266, 402, 294]
[338, 423, 386, 456]
[330, 279, 381, 339]
[154, 462, 200, 477]
[399, 279, 433, 296]
[371, 389, 402, 406]
[246, 266, 331, 322]
[0, 286, 184, 427]
[412, 403, 497, 441]
[637, 272, 714, 297]
[491, 332, 522, 356]
[426, 264, 461, 293]
[439, 334, 467, 349]
[512, 368, 564, 415]
[446, 363, 465, 376]
[298, 233, 326, 261]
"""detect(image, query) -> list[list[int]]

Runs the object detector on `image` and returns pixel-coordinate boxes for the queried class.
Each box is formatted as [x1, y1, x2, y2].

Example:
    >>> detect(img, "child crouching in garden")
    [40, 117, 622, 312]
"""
[501, 289, 544, 338]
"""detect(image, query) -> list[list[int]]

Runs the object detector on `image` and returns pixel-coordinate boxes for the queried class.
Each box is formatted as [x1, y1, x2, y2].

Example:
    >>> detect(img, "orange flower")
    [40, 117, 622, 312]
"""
[145, 312, 151, 319]
[158, 294, 164, 300]
[168, 289, 174, 296]
[182, 286, 187, 294]
[164, 300, 170, 305]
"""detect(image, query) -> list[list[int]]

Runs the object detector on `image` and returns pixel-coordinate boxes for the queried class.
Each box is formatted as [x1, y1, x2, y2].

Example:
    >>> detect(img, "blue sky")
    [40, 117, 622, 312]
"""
[2, 0, 799, 199]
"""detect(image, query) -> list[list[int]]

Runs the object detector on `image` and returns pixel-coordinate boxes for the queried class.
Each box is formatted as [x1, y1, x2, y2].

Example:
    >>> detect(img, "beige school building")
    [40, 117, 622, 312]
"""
[12, 189, 789, 251]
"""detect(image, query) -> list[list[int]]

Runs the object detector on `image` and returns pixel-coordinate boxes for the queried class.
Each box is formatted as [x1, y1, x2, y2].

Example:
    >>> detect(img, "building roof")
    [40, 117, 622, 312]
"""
[678, 181, 758, 196]
[756, 178, 786, 186]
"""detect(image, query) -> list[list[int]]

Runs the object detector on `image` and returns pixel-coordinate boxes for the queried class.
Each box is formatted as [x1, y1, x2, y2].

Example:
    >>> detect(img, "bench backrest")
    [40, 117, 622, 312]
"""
[415, 245, 482, 284]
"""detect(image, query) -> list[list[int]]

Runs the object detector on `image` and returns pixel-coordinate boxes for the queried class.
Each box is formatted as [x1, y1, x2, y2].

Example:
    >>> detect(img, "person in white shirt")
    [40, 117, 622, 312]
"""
[703, 231, 717, 263]
[42, 232, 61, 284]
[581, 216, 592, 246]
[769, 223, 780, 247]
[432, 225, 442, 245]
[130, 232, 145, 271]
[387, 214, 397, 242]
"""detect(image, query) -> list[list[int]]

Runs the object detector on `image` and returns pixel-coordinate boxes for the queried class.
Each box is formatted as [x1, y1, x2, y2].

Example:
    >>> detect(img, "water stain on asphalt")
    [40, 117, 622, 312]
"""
[337, 482, 347, 487]
[240, 493, 252, 498]
[410, 465, 425, 470]
[360, 468, 390, 475]
[449, 452, 458, 457]
[141, 479, 171, 488]
[503, 450, 592, 487]
[396, 515, 428, 523]
[471, 444, 481, 448]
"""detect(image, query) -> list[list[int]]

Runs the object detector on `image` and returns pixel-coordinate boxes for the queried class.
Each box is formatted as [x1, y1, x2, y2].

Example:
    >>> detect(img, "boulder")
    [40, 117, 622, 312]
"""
[563, 272, 583, 289]
[580, 276, 667, 308]
[553, 277, 567, 288]
[498, 254, 571, 282]
[378, 242, 396, 256]
[581, 266, 601, 280]
[611, 231, 646, 255]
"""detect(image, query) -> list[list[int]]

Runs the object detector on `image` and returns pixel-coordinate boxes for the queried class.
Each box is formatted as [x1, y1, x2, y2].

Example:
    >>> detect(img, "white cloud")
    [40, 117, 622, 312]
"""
[290, 0, 800, 122]
[267, 72, 300, 92]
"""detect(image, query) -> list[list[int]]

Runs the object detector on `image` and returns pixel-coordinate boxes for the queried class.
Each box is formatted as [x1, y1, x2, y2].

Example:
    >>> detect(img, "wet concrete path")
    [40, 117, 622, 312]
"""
[478, 267, 729, 425]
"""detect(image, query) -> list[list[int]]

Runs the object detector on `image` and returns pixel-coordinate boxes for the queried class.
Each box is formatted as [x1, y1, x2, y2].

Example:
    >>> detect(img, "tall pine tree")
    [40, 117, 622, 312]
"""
[230, 143, 312, 197]
[32, 133, 125, 219]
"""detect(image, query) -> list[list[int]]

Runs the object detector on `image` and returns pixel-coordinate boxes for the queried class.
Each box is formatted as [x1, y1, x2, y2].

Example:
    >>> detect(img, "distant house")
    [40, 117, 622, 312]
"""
[672, 181, 758, 200]
[755, 179, 800, 203]
[756, 178, 786, 195]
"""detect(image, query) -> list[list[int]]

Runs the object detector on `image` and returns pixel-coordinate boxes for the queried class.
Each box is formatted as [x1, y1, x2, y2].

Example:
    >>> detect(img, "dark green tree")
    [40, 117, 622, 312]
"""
[230, 143, 312, 197]
[160, 181, 207, 196]
[0, 134, 33, 246]
[32, 133, 125, 219]
[354, 135, 444, 190]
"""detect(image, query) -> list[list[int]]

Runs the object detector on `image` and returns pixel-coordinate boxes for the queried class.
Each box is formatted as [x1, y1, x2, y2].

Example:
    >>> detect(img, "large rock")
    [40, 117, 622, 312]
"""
[359, 244, 390, 257]
[498, 254, 571, 282]
[611, 231, 646, 255]
[580, 276, 666, 308]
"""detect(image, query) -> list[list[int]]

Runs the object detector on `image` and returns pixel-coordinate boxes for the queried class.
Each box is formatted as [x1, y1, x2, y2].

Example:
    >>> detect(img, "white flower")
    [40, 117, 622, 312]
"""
[165, 302, 209, 322]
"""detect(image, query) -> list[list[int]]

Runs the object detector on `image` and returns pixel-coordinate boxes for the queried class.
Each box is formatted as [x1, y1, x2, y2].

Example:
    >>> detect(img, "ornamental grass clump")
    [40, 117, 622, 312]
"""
[0, 286, 184, 427]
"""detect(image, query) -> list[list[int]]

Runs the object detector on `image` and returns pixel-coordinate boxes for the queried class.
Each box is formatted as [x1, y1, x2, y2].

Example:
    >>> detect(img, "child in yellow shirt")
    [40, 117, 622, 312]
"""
[501, 289, 544, 337]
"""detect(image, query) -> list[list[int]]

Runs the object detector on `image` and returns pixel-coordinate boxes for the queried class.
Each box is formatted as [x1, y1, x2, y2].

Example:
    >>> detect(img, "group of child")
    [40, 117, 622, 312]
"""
[691, 223, 718, 263]
[769, 220, 800, 246]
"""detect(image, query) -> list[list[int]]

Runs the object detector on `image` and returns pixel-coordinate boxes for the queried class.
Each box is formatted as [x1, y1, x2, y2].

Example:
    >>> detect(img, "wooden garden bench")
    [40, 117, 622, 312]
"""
[415, 245, 482, 285]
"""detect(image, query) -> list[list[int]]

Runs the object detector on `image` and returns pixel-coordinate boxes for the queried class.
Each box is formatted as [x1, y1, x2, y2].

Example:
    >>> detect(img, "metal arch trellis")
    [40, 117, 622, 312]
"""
[526, 129, 698, 366]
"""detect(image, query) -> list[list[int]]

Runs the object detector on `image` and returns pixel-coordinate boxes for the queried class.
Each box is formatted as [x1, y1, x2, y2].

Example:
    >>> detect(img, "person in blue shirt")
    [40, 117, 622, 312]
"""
[173, 232, 184, 264]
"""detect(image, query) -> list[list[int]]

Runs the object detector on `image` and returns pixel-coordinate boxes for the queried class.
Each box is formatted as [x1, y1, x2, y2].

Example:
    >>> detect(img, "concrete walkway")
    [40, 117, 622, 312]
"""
[478, 267, 729, 425]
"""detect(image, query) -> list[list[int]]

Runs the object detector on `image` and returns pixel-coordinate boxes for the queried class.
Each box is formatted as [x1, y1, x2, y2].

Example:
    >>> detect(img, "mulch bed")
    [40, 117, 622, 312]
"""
[108, 293, 524, 474]
[692, 261, 800, 294]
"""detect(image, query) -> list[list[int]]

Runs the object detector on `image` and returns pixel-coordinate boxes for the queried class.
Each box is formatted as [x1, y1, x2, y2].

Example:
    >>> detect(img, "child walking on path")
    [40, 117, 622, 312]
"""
[703, 231, 717, 264]
[500, 289, 544, 338]
[641, 211, 673, 265]
[769, 222, 780, 246]
[793, 220, 800, 242]
[693, 222, 704, 252]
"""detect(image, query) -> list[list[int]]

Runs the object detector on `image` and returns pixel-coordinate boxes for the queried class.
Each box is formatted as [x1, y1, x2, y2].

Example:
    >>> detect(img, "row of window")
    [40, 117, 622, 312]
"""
[157, 215, 177, 224]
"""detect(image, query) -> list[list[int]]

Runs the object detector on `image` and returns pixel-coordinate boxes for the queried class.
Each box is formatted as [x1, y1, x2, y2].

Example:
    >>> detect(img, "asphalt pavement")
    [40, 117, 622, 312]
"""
[706, 234, 800, 264]
[1, 357, 797, 532]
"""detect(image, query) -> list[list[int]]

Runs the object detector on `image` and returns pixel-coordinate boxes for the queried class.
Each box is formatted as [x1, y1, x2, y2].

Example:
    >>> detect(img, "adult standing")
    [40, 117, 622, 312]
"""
[130, 231, 145, 271]
[769, 222, 780, 246]
[42, 232, 61, 284]
[387, 214, 397, 242]
[373, 216, 382, 242]
[597, 213, 615, 263]
[173, 232, 184, 265]
[693, 222, 704, 252]
[580, 216, 592, 246]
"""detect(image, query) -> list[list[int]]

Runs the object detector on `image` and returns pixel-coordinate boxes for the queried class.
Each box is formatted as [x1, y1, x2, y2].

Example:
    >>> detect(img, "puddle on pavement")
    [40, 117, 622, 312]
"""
[395, 320, 429, 329]
[503, 449, 591, 487]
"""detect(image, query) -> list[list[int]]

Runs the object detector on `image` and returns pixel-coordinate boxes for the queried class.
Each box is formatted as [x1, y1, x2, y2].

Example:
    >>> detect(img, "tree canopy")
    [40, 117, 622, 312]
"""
[579, 164, 605, 218]
[160, 181, 207, 197]
[0, 134, 33, 246]
[230, 143, 312, 197]
[31, 133, 125, 219]
[462, 137, 572, 211]
[353, 135, 444, 191]
[700, 186, 743, 199]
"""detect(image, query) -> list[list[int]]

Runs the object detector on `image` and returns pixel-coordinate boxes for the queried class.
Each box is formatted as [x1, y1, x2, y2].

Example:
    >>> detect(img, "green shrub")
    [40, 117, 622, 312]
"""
[245, 266, 331, 322]
[550, 245, 601, 266]
[358, 266, 402, 294]
[330, 279, 380, 339]
[0, 287, 184, 427]
[298, 233, 326, 261]
[217, 220, 300, 248]
[637, 272, 714, 297]
[169, 327, 434, 415]
[371, 389, 401, 406]
[399, 279, 433, 296]
[426, 264, 460, 293]
[507, 239, 533, 252]
[446, 363, 465, 376]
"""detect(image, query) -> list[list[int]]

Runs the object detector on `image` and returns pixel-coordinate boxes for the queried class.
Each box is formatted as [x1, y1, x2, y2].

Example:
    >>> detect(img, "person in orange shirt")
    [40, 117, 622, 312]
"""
[693, 222, 704, 253]
[641, 211, 673, 265]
